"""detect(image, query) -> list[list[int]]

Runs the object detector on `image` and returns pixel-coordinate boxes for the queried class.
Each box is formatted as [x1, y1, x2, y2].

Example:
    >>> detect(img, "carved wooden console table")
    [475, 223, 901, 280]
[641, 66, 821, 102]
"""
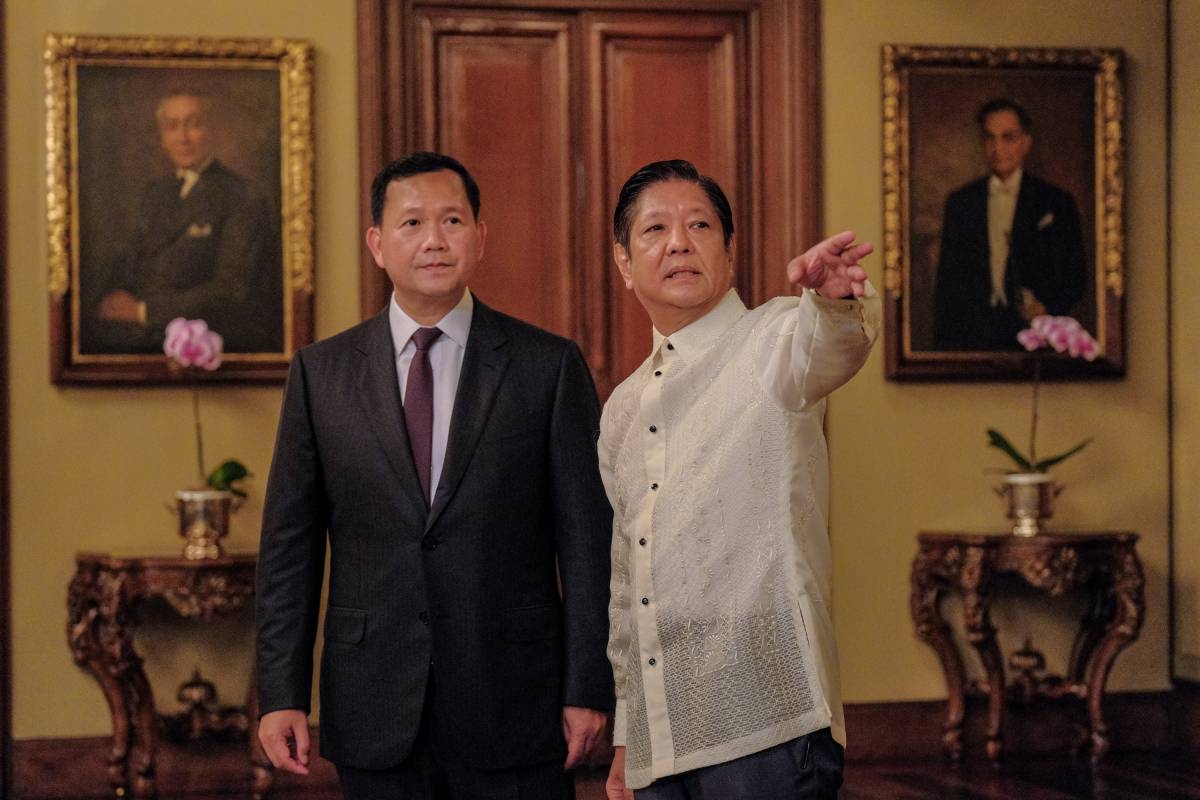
[910, 532, 1143, 763]
[66, 552, 271, 798]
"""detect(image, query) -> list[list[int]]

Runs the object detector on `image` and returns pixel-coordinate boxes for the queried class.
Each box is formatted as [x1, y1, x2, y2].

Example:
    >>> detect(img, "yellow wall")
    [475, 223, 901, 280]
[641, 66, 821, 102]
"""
[2, 0, 1181, 743]
[5, 1, 359, 737]
[1170, 0, 1200, 682]
[823, 0, 1171, 700]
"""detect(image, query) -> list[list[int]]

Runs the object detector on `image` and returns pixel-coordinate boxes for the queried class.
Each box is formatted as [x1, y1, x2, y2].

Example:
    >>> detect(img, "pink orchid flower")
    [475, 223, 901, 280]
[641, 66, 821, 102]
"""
[1016, 315, 1098, 362]
[164, 318, 224, 371]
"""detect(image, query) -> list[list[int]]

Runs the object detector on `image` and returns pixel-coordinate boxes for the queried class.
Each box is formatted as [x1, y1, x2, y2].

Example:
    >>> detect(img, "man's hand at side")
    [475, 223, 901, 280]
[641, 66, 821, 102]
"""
[786, 230, 873, 299]
[258, 709, 311, 775]
[606, 745, 636, 800]
[562, 705, 608, 770]
[98, 290, 143, 323]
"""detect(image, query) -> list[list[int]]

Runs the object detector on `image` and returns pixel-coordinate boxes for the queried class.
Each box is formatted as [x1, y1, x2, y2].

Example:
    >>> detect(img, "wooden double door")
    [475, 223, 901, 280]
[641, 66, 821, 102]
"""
[358, 0, 820, 396]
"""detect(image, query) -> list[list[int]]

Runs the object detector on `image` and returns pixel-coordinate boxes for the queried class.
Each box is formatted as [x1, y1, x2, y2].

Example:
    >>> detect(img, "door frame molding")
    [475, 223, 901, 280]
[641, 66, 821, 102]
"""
[1, 0, 13, 792]
[355, 0, 823, 319]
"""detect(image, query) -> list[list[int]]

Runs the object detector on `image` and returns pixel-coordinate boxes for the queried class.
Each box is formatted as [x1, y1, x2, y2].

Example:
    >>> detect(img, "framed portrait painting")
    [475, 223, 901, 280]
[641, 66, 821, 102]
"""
[881, 45, 1125, 380]
[45, 34, 314, 384]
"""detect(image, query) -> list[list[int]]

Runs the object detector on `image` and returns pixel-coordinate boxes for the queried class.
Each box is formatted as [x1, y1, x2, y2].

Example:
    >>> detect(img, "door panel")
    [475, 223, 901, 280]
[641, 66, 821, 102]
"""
[417, 11, 575, 338]
[584, 12, 746, 386]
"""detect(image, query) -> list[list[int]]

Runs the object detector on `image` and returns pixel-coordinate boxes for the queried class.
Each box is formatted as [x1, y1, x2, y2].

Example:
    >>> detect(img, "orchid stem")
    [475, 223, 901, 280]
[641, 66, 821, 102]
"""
[191, 373, 206, 486]
[1028, 355, 1041, 467]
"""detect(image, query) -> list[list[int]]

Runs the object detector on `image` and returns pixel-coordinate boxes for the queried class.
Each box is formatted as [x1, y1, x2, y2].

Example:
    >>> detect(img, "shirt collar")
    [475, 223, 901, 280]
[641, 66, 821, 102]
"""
[175, 156, 214, 181]
[651, 289, 746, 362]
[988, 168, 1023, 196]
[388, 289, 474, 355]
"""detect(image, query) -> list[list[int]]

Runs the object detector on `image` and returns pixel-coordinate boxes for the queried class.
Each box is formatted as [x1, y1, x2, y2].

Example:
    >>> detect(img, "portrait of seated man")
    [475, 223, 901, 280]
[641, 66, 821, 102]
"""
[933, 98, 1087, 351]
[86, 89, 283, 355]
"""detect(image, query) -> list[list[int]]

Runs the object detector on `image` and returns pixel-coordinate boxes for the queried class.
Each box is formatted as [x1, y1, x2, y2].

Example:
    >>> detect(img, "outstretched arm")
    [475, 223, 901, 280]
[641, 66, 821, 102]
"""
[760, 230, 881, 409]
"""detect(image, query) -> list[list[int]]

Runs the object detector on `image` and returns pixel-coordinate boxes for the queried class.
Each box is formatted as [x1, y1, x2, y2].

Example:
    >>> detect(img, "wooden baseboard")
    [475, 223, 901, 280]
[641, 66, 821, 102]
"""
[844, 689, 1180, 762]
[13, 729, 337, 800]
[13, 689, 1198, 795]
[1172, 679, 1200, 754]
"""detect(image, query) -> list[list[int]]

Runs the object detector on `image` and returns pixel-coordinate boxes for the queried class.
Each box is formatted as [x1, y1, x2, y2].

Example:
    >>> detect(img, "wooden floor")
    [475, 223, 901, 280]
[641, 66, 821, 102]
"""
[17, 749, 1200, 799]
[840, 752, 1200, 799]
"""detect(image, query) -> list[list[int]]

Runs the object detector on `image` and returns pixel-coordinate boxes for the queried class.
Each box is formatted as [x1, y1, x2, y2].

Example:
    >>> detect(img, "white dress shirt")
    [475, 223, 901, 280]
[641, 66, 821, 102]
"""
[600, 286, 880, 790]
[175, 156, 214, 199]
[987, 168, 1022, 306]
[388, 290, 473, 500]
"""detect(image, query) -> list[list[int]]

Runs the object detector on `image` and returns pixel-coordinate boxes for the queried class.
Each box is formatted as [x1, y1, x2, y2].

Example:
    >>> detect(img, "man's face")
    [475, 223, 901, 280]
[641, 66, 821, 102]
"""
[982, 109, 1032, 181]
[366, 169, 486, 319]
[613, 179, 734, 334]
[157, 94, 211, 170]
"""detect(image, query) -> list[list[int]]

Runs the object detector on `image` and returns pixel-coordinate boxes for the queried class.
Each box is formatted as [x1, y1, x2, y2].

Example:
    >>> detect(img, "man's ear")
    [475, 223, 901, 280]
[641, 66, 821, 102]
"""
[365, 226, 385, 268]
[475, 219, 488, 262]
[613, 243, 634, 289]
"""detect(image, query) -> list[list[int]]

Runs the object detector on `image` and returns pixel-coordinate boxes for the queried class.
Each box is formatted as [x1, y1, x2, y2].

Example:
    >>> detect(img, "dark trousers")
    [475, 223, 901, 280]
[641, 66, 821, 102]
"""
[335, 676, 573, 800]
[336, 757, 573, 800]
[634, 728, 843, 800]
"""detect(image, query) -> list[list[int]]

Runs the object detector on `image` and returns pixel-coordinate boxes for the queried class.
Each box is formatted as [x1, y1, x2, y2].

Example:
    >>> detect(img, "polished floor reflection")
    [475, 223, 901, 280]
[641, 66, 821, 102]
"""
[16, 744, 1200, 799]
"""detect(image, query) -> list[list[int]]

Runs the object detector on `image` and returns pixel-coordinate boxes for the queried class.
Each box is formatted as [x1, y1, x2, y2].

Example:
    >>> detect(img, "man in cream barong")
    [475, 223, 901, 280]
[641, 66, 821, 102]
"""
[601, 160, 880, 799]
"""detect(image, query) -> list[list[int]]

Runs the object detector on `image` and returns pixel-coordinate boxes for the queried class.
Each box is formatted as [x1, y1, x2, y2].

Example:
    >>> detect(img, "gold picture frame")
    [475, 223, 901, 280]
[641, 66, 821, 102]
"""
[881, 45, 1125, 380]
[45, 34, 314, 384]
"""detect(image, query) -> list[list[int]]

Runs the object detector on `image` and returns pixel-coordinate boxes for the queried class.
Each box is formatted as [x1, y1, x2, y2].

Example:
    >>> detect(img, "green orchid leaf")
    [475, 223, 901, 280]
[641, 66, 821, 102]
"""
[206, 458, 251, 497]
[986, 428, 1034, 472]
[1033, 438, 1092, 473]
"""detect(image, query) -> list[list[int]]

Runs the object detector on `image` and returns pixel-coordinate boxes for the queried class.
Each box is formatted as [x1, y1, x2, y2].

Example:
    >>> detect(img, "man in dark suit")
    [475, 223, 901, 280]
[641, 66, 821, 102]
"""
[255, 152, 613, 799]
[933, 98, 1087, 350]
[89, 90, 282, 354]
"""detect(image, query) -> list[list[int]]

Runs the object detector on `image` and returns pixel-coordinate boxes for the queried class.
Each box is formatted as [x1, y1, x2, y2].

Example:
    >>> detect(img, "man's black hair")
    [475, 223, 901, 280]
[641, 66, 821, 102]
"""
[370, 151, 481, 225]
[612, 159, 734, 250]
[976, 98, 1033, 133]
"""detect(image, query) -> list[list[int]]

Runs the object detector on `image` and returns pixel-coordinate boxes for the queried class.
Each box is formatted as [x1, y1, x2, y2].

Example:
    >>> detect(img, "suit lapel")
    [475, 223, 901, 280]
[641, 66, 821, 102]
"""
[426, 301, 510, 531]
[355, 310, 426, 507]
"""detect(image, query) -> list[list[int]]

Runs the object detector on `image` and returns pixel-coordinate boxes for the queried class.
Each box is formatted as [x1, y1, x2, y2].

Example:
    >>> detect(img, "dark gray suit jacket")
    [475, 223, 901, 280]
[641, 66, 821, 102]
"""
[87, 160, 283, 355]
[255, 300, 613, 770]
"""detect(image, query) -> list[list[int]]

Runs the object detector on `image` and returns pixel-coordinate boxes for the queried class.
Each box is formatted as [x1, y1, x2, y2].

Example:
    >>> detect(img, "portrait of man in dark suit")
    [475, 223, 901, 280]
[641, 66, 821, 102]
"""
[86, 89, 282, 354]
[254, 152, 613, 799]
[933, 98, 1087, 351]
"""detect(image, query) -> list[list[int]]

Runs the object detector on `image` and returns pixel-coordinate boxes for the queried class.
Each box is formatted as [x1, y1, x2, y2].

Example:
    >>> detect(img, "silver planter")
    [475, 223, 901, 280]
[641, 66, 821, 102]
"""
[175, 489, 234, 559]
[998, 473, 1060, 536]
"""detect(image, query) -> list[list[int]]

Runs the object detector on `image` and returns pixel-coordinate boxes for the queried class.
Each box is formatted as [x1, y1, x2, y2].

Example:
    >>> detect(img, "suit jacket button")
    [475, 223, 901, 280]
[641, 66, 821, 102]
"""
[422, 536, 439, 551]
[418, 611, 429, 625]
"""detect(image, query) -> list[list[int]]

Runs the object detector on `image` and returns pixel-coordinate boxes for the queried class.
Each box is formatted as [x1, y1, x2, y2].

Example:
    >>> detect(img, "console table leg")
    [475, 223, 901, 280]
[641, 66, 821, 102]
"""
[959, 545, 1002, 762]
[127, 665, 158, 798]
[95, 665, 132, 795]
[1082, 546, 1144, 763]
[910, 554, 966, 760]
[964, 590, 1005, 761]
[68, 570, 134, 797]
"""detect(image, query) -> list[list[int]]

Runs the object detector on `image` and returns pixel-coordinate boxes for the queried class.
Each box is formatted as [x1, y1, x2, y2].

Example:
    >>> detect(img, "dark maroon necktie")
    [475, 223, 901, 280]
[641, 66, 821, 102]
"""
[404, 327, 442, 505]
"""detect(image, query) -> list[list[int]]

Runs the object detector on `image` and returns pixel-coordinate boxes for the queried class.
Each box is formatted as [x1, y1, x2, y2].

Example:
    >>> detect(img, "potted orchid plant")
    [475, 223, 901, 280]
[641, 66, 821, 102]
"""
[989, 315, 1098, 535]
[164, 318, 250, 558]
